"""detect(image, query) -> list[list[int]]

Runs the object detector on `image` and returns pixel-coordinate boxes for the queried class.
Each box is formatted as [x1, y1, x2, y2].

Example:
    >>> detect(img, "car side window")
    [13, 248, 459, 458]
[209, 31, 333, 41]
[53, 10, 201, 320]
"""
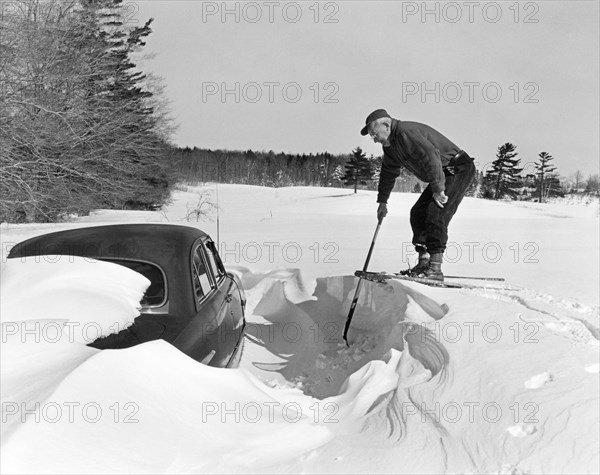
[105, 259, 166, 307]
[204, 240, 225, 280]
[192, 245, 213, 302]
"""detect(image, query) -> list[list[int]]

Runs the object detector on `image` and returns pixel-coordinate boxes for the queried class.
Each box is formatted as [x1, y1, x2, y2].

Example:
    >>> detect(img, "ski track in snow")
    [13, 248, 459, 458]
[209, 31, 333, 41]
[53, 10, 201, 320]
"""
[462, 284, 600, 346]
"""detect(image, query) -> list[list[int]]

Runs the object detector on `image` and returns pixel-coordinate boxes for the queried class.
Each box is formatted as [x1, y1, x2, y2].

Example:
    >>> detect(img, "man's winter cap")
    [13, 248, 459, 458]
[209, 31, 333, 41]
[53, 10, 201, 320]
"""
[361, 109, 391, 136]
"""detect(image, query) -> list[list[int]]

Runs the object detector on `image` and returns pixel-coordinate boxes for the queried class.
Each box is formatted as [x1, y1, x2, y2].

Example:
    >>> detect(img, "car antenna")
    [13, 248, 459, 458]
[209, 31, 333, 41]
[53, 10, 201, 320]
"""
[215, 181, 220, 249]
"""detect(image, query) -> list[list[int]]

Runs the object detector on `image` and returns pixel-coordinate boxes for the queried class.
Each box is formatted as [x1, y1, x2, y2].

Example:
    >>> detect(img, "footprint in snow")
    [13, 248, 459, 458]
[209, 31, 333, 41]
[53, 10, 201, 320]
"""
[507, 424, 537, 437]
[524, 371, 554, 389]
[584, 363, 599, 374]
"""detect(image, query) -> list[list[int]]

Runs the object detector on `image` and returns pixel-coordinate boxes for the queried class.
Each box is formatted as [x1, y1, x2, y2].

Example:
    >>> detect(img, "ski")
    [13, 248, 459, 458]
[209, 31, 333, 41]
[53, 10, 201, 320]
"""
[443, 275, 505, 282]
[354, 270, 509, 289]
[354, 270, 465, 288]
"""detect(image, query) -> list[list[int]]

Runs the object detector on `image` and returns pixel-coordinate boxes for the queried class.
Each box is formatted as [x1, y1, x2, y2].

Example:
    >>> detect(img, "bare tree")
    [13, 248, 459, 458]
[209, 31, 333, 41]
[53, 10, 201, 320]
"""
[585, 174, 600, 196]
[1, 0, 173, 222]
[570, 170, 584, 193]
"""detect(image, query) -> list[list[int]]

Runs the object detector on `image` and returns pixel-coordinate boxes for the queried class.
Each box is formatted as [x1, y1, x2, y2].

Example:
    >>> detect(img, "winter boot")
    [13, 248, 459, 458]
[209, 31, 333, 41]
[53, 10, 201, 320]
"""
[399, 250, 430, 275]
[411, 252, 444, 281]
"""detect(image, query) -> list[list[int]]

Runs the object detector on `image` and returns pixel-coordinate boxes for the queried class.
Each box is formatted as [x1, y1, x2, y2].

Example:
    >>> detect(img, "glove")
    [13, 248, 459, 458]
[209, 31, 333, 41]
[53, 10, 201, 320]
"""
[432, 191, 448, 208]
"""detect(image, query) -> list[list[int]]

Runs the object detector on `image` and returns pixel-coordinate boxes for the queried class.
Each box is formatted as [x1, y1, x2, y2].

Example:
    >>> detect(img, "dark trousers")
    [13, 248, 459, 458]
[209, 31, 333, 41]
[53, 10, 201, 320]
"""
[410, 155, 475, 255]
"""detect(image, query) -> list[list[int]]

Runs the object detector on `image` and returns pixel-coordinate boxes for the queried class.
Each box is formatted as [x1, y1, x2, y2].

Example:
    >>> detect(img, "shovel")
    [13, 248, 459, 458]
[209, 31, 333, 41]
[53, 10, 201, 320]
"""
[342, 217, 383, 346]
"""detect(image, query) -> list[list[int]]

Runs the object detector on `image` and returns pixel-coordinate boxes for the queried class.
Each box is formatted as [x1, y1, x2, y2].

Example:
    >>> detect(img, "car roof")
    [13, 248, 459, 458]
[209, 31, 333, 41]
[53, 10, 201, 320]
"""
[8, 224, 211, 267]
[8, 224, 215, 317]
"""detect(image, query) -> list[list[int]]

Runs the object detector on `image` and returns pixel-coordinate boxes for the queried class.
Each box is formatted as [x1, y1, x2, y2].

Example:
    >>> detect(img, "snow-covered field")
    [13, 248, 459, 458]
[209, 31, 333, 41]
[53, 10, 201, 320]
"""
[1, 185, 598, 474]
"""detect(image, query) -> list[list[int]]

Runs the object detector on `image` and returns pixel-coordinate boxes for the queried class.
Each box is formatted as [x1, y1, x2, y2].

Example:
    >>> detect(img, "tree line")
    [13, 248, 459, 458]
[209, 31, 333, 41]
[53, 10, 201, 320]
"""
[172, 147, 347, 188]
[172, 144, 599, 203]
[1, 0, 173, 223]
[171, 146, 424, 193]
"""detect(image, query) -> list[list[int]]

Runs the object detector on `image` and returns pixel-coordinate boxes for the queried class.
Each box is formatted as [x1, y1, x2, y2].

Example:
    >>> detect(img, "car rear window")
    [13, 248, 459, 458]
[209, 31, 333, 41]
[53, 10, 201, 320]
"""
[104, 259, 166, 307]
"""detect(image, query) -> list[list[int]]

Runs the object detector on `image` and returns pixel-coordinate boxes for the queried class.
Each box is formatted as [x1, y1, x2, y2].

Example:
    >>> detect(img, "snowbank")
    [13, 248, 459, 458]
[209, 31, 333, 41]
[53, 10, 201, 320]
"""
[2, 264, 598, 474]
[1, 257, 149, 440]
[1, 185, 598, 474]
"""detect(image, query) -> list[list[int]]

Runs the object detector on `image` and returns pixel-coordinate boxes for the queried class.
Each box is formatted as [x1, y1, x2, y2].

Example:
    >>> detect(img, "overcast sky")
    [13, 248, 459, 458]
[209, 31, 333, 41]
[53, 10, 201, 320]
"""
[134, 1, 599, 177]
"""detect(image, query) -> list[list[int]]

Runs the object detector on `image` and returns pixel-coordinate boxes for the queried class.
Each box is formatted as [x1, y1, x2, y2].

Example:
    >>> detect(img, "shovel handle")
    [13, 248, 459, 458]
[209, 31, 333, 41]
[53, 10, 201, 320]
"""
[343, 218, 383, 345]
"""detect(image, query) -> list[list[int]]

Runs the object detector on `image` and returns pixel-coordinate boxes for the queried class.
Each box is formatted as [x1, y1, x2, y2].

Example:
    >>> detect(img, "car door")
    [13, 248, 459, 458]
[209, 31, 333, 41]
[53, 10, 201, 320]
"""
[189, 239, 242, 366]
[204, 239, 245, 359]
[171, 239, 223, 365]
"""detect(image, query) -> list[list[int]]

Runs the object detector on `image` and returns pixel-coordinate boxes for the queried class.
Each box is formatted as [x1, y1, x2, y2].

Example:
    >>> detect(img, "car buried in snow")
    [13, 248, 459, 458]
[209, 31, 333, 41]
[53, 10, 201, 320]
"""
[7, 224, 246, 368]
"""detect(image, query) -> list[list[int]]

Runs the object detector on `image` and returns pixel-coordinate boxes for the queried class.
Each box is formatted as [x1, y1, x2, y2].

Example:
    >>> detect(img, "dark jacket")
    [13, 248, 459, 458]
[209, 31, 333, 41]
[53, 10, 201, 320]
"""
[377, 119, 462, 203]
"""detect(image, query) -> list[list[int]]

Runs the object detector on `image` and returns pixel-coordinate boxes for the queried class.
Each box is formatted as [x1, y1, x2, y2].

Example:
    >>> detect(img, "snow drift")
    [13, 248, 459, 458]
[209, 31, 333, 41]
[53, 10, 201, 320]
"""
[1, 257, 149, 440]
[1, 185, 598, 474]
[2, 261, 598, 474]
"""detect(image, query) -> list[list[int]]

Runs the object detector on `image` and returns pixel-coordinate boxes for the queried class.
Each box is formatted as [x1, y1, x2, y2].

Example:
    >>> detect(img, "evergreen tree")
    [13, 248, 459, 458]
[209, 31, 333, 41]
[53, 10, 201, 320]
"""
[484, 143, 523, 200]
[341, 147, 374, 193]
[77, 0, 171, 209]
[331, 164, 345, 186]
[0, 0, 172, 222]
[534, 152, 557, 203]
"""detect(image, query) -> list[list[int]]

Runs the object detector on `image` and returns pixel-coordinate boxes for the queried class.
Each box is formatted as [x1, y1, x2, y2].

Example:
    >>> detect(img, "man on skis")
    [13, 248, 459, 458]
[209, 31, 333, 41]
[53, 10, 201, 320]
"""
[361, 109, 476, 281]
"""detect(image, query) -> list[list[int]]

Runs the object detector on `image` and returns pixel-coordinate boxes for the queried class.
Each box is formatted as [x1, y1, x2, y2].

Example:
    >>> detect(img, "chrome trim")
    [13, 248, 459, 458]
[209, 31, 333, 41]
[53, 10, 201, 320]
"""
[141, 302, 170, 315]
